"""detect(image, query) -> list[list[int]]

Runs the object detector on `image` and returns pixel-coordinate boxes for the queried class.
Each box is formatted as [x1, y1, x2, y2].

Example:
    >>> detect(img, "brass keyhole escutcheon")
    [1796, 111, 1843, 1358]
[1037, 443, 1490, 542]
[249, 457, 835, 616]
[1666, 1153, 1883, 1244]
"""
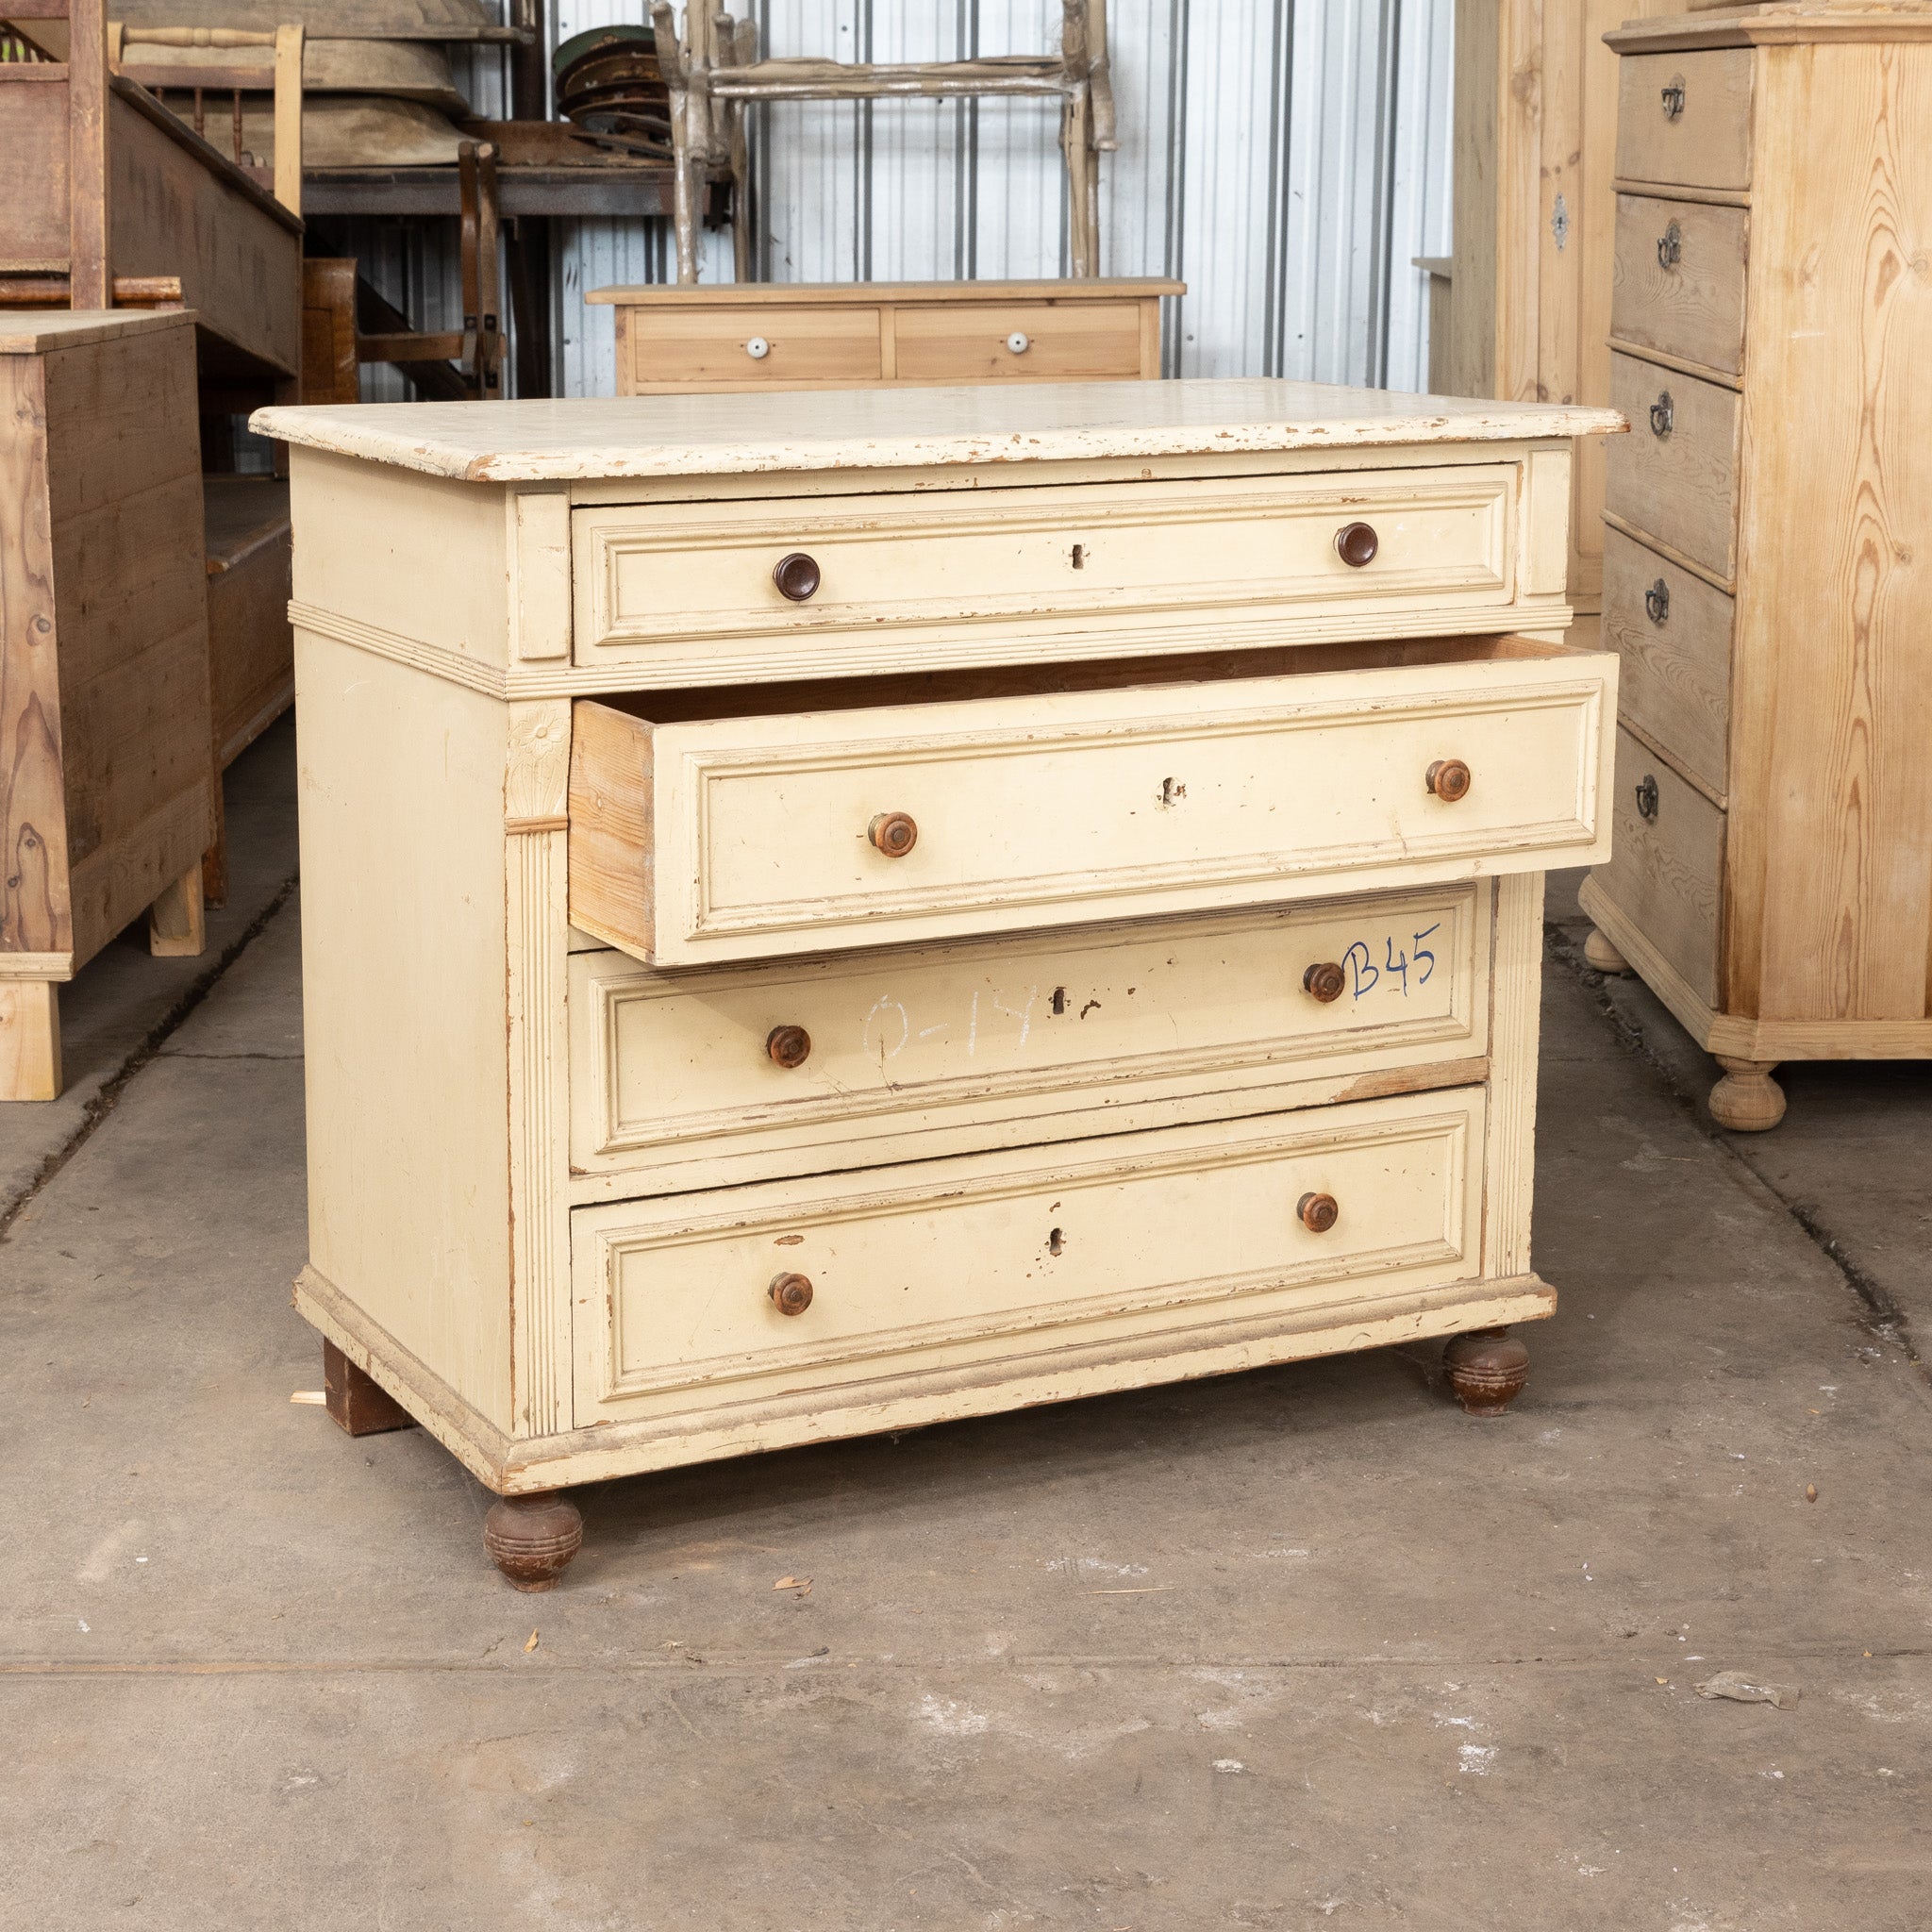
[768, 1272, 813, 1316]
[773, 552, 822, 602]
[1335, 521, 1379, 569]
[1298, 1191, 1340, 1235]
[1303, 961, 1346, 1004]
[1636, 773, 1660, 822]
[1645, 577, 1671, 626]
[765, 1024, 811, 1069]
[1427, 758, 1473, 803]
[869, 811, 918, 858]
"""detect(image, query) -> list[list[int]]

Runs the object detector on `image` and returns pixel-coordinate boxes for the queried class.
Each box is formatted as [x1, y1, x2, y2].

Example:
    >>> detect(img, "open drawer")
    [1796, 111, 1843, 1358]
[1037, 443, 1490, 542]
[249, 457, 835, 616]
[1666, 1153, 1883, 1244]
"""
[567, 634, 1616, 968]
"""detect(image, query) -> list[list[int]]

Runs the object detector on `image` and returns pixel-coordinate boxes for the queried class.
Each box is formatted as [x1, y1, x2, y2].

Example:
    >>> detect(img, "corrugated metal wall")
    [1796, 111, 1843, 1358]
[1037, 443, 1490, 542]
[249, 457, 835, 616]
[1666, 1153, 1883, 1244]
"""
[342, 0, 1453, 400]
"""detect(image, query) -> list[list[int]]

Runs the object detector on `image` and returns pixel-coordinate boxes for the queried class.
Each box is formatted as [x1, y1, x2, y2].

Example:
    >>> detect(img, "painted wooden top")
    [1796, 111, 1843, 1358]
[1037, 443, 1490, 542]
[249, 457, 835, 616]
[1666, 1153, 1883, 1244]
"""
[251, 379, 1627, 484]
[586, 277, 1187, 307]
[0, 308, 197, 356]
[1606, 2, 1932, 51]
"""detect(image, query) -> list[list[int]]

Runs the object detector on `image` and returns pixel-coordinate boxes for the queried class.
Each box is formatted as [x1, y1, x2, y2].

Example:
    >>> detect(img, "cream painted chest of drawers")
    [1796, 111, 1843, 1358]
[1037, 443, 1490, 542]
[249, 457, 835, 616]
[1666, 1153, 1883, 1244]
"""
[1581, 3, 1932, 1130]
[256, 380, 1620, 1589]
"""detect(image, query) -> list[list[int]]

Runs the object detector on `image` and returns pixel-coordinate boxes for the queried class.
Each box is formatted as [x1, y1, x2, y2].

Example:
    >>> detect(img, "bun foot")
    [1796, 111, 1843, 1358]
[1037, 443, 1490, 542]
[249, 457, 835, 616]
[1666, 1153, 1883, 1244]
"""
[1709, 1057, 1786, 1132]
[484, 1492, 584, 1591]
[1442, 1327, 1531, 1418]
[1583, 925, 1632, 975]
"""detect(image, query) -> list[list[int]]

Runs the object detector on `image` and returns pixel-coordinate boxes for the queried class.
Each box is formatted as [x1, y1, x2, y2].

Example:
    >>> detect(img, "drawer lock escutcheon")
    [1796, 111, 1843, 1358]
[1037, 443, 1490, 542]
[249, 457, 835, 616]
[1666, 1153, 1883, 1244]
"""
[1637, 774, 1660, 822]
[1298, 1191, 1340, 1235]
[773, 551, 822, 602]
[1649, 391, 1674, 439]
[1426, 758, 1473, 804]
[768, 1272, 814, 1316]
[1335, 521, 1379, 569]
[868, 811, 919, 858]
[1660, 79, 1686, 119]
[1303, 961, 1346, 1004]
[1645, 577, 1671, 625]
[1657, 221, 1682, 270]
[765, 1024, 812, 1069]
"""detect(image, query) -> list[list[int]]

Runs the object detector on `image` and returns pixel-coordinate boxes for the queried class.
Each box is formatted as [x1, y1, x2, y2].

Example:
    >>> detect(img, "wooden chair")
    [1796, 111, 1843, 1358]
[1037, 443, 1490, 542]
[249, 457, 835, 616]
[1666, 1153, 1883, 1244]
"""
[648, 0, 1117, 285]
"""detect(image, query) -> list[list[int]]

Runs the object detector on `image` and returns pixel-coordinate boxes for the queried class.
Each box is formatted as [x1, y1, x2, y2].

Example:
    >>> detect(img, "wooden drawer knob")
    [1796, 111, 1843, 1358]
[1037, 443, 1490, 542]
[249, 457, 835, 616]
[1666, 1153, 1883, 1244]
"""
[1335, 521, 1379, 568]
[765, 1024, 811, 1069]
[773, 552, 822, 601]
[1298, 1191, 1340, 1234]
[868, 811, 918, 858]
[1426, 758, 1473, 803]
[1303, 960, 1346, 1004]
[768, 1272, 813, 1316]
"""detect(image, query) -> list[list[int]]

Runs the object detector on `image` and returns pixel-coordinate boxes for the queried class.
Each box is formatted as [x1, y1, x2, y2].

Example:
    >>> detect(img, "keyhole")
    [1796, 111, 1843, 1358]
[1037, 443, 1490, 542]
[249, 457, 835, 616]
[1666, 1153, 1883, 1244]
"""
[1050, 986, 1067, 1015]
[1159, 776, 1186, 807]
[1071, 543, 1086, 570]
[1048, 1227, 1064, 1256]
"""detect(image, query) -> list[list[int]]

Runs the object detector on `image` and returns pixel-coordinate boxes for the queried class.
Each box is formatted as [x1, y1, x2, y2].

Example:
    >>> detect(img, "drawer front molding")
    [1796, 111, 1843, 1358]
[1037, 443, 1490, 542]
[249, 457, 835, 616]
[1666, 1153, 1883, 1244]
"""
[571, 886, 1491, 1181]
[574, 1091, 1484, 1420]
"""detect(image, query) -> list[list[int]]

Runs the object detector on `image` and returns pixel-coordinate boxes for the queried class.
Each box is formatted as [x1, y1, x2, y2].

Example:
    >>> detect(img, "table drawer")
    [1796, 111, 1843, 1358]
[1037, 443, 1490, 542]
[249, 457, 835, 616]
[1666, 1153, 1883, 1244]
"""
[570, 883, 1491, 1191]
[621, 303, 882, 391]
[893, 300, 1145, 382]
[572, 1088, 1487, 1423]
[572, 465, 1521, 679]
[1615, 49, 1754, 192]
[1611, 193, 1747, 377]
[1606, 352, 1739, 581]
[1591, 725, 1724, 1008]
[1602, 525, 1732, 798]
[566, 639, 1615, 968]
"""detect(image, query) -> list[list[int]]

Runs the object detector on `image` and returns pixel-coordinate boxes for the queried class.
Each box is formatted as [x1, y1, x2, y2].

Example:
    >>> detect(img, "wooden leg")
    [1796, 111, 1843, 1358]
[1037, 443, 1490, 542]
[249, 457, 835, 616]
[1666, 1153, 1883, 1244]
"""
[1583, 924, 1631, 975]
[1442, 1326, 1531, 1418]
[484, 1491, 584, 1592]
[0, 981, 61, 1102]
[322, 1338, 418, 1436]
[1709, 1057, 1786, 1132]
[201, 764, 229, 909]
[148, 861, 207, 958]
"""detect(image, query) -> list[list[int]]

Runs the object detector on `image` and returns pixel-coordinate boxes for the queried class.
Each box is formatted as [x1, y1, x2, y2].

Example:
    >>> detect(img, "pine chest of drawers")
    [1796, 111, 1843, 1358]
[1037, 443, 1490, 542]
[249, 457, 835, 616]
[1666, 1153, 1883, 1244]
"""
[255, 380, 1620, 1588]
[1582, 4, 1932, 1130]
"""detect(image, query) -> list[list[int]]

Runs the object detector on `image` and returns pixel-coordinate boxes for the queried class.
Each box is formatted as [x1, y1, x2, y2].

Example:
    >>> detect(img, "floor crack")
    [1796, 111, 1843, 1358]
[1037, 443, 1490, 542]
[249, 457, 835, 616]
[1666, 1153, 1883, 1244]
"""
[0, 874, 299, 1247]
[1546, 920, 1928, 1389]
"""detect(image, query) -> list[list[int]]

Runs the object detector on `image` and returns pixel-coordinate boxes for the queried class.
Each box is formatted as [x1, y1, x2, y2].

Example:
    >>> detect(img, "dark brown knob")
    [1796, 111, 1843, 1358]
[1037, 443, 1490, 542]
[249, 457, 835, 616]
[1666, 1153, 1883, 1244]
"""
[773, 552, 822, 602]
[1303, 961, 1346, 1004]
[1298, 1191, 1340, 1235]
[868, 811, 918, 858]
[768, 1272, 813, 1316]
[765, 1024, 811, 1069]
[1426, 758, 1473, 803]
[1335, 521, 1379, 568]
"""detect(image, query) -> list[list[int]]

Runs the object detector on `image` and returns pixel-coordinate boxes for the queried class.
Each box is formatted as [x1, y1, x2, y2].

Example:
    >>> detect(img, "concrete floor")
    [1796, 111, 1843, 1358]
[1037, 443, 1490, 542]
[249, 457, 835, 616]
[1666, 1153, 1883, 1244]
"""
[4, 725, 1929, 1929]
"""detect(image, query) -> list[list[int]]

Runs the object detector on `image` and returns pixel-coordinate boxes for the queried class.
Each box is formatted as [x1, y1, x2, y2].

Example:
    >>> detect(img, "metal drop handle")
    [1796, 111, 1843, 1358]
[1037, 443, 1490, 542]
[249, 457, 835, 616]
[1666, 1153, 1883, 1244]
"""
[1645, 578, 1671, 625]
[1661, 80, 1685, 119]
[1657, 221, 1682, 269]
[1637, 774, 1660, 822]
[1649, 391, 1674, 439]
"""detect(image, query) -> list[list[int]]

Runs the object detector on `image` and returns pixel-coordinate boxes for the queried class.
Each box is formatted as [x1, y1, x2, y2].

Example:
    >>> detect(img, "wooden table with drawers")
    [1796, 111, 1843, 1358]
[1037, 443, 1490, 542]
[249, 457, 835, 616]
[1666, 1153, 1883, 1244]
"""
[587, 278, 1181, 394]
[1579, 4, 1932, 1130]
[254, 380, 1621, 1589]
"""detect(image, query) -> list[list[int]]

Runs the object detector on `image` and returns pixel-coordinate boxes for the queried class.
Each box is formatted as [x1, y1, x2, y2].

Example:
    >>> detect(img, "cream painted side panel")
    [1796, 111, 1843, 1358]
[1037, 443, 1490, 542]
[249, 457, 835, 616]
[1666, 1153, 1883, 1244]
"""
[572, 1089, 1488, 1427]
[570, 884, 1491, 1191]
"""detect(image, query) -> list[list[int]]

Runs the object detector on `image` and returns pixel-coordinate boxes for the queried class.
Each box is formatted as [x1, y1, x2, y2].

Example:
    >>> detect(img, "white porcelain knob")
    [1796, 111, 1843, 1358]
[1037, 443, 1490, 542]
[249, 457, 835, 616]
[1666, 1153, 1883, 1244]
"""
[1006, 331, 1030, 355]
[745, 336, 771, 360]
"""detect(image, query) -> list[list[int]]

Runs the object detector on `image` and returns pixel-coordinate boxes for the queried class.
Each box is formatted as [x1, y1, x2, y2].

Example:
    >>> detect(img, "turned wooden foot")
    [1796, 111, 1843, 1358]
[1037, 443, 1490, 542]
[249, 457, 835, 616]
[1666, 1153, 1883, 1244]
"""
[0, 981, 61, 1102]
[1709, 1056, 1786, 1132]
[484, 1492, 584, 1592]
[322, 1338, 417, 1436]
[1583, 925, 1632, 975]
[1442, 1327, 1531, 1418]
[149, 860, 207, 958]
